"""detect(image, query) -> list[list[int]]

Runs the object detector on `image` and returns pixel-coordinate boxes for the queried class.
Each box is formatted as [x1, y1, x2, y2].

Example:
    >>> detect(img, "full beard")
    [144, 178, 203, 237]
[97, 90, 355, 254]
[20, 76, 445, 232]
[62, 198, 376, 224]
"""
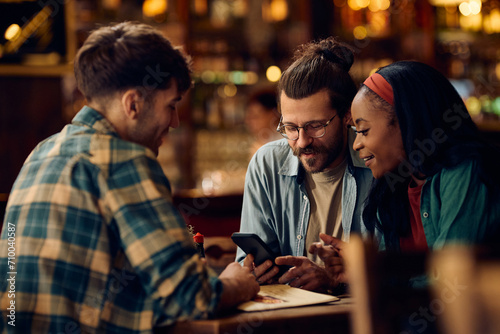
[292, 137, 344, 173]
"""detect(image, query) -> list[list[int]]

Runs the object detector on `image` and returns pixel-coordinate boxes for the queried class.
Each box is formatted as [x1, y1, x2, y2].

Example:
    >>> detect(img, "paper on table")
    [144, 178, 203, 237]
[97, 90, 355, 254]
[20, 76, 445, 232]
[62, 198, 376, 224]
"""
[237, 284, 340, 312]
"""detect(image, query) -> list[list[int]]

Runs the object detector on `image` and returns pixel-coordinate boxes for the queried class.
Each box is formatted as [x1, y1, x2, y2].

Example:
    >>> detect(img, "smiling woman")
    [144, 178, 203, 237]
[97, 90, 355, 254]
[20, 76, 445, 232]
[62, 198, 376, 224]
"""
[351, 92, 404, 179]
[351, 61, 500, 253]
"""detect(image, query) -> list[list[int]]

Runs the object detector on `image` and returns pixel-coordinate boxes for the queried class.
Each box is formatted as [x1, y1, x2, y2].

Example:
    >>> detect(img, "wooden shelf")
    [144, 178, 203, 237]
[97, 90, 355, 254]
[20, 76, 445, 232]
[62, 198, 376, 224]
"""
[474, 118, 500, 133]
[0, 64, 73, 77]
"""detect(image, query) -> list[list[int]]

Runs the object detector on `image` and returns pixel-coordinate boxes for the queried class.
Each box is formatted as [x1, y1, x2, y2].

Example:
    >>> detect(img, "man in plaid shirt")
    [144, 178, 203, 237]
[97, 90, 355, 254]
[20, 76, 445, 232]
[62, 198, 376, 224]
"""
[0, 22, 259, 333]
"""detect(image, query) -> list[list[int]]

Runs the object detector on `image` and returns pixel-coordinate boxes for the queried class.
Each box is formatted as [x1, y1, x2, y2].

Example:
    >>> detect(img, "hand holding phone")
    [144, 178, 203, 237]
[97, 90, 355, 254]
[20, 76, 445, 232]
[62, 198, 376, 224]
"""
[231, 232, 277, 266]
[231, 232, 291, 279]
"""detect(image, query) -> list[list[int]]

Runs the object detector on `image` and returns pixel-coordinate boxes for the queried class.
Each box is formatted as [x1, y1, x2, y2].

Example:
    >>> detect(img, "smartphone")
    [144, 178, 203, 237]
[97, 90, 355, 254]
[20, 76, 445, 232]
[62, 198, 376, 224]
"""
[231, 232, 277, 266]
[231, 232, 291, 276]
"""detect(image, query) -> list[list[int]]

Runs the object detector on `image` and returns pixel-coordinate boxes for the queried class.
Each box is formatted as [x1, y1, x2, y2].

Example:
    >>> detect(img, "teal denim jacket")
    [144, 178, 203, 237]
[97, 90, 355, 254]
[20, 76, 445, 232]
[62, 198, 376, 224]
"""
[376, 158, 500, 251]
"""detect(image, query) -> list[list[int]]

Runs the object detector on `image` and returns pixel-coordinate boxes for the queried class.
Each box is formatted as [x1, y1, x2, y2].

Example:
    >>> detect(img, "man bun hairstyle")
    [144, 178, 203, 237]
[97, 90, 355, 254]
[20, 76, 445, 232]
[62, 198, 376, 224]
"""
[74, 22, 192, 102]
[278, 37, 357, 118]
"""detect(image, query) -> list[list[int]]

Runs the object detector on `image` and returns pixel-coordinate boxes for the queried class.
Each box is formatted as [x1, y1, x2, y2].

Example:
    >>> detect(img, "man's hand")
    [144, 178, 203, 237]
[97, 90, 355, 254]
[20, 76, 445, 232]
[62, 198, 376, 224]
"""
[275, 256, 334, 292]
[318, 233, 347, 254]
[243, 254, 280, 284]
[218, 262, 260, 310]
[275, 233, 349, 293]
[309, 233, 348, 284]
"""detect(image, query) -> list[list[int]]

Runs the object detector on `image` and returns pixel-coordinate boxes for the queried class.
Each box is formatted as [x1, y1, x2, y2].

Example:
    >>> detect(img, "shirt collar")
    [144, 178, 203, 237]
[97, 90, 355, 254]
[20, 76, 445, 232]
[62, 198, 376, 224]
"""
[72, 106, 120, 138]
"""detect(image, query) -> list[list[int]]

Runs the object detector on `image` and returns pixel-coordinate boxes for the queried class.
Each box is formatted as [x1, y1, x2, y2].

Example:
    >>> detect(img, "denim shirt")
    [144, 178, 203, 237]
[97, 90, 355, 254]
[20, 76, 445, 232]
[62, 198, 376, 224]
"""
[237, 130, 372, 262]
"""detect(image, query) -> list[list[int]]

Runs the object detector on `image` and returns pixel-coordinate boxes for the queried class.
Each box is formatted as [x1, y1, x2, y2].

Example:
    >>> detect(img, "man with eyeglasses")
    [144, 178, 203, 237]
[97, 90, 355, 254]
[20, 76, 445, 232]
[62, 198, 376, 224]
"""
[236, 37, 372, 293]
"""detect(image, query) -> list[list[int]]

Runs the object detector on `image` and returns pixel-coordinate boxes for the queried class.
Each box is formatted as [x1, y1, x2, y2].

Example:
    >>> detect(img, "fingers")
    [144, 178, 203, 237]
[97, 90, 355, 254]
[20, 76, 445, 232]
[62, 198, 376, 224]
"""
[323, 256, 343, 270]
[319, 233, 347, 251]
[258, 266, 280, 283]
[286, 269, 319, 289]
[313, 245, 338, 260]
[243, 254, 279, 284]
[218, 262, 260, 309]
[277, 256, 308, 284]
[279, 264, 328, 292]
[253, 260, 273, 279]
[307, 242, 323, 256]
[275, 255, 306, 267]
[278, 265, 301, 285]
[243, 254, 254, 270]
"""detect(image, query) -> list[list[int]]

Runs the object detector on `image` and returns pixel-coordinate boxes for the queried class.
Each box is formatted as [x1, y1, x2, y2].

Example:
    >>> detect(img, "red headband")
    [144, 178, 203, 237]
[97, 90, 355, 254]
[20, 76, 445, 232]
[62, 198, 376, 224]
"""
[363, 72, 394, 106]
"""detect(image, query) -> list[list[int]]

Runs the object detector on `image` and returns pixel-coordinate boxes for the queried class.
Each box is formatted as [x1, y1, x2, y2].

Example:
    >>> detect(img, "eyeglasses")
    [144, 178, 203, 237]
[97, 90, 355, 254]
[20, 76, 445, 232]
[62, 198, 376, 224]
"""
[276, 114, 337, 141]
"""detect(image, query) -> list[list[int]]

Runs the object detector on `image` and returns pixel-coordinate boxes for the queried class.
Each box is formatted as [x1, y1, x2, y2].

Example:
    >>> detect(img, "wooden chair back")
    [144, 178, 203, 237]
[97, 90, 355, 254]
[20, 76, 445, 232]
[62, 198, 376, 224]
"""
[429, 245, 500, 334]
[345, 234, 432, 334]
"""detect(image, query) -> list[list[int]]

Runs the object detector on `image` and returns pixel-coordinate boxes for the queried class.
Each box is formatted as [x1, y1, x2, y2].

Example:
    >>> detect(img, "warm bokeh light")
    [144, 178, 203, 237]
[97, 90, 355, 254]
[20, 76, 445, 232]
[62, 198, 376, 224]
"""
[270, 0, 288, 21]
[357, 0, 370, 9]
[223, 84, 237, 97]
[347, 0, 361, 11]
[459, 12, 482, 31]
[479, 95, 492, 113]
[217, 85, 226, 98]
[193, 0, 208, 16]
[368, 11, 388, 35]
[368, 0, 390, 11]
[233, 0, 248, 17]
[459, 2, 471, 16]
[466, 96, 481, 116]
[4, 24, 21, 41]
[353, 25, 368, 39]
[266, 65, 282, 82]
[429, 0, 463, 5]
[201, 70, 216, 84]
[142, 0, 167, 18]
[245, 72, 259, 85]
[484, 9, 500, 34]
[347, 0, 371, 10]
[263, 0, 288, 22]
[469, 0, 481, 15]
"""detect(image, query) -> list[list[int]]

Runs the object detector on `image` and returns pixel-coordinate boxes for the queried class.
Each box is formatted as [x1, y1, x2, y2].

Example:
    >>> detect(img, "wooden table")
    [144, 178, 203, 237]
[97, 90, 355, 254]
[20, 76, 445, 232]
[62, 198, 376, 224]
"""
[160, 298, 353, 334]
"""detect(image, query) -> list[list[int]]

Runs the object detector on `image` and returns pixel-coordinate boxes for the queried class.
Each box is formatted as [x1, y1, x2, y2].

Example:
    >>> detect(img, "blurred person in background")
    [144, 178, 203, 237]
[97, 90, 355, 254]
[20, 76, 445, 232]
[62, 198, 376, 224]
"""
[244, 87, 282, 157]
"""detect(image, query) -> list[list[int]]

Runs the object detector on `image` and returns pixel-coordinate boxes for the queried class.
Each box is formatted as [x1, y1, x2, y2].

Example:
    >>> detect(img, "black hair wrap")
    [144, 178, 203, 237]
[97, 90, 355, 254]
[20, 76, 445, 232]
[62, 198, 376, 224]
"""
[319, 48, 352, 72]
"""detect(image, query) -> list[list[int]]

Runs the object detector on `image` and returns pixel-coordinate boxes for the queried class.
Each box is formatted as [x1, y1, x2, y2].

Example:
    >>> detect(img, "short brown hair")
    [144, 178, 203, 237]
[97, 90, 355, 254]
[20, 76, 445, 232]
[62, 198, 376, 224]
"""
[74, 22, 192, 102]
[278, 37, 357, 118]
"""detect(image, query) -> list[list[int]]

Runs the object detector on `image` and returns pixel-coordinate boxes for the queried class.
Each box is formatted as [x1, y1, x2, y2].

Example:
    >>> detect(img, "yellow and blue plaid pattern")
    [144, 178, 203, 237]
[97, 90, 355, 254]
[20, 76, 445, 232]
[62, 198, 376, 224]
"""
[0, 106, 221, 333]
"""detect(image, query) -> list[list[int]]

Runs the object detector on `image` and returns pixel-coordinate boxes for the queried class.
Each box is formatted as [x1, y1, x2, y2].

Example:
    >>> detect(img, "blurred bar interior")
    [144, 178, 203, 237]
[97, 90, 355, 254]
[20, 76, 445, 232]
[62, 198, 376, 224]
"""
[1, 0, 500, 235]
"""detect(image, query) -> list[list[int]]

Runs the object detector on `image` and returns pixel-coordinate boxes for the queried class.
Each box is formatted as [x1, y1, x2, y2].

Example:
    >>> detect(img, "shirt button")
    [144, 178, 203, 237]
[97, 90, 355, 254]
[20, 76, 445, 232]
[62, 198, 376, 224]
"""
[297, 235, 302, 240]
[303, 195, 307, 200]
[423, 212, 429, 218]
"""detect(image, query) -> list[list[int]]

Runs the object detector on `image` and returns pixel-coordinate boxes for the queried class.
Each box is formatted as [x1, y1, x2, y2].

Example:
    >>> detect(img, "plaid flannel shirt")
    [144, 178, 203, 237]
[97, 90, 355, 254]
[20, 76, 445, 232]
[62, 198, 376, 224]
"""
[0, 106, 222, 333]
